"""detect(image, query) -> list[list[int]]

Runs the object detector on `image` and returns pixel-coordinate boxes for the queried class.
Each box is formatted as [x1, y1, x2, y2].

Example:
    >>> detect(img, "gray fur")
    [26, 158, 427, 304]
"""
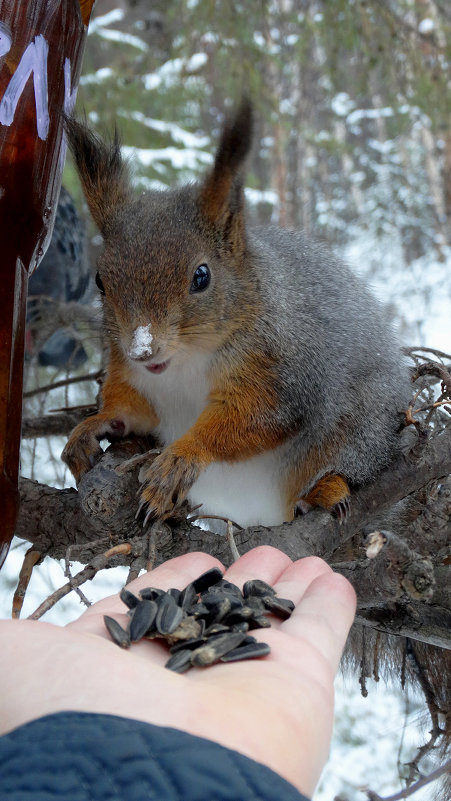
[248, 226, 411, 486]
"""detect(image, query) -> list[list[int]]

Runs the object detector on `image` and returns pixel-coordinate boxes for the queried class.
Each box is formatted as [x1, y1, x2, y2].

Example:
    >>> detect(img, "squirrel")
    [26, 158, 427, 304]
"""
[62, 99, 411, 528]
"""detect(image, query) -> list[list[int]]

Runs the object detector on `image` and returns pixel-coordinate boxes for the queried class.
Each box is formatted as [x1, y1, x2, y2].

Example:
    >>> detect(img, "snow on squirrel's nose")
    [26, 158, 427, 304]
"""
[128, 324, 153, 361]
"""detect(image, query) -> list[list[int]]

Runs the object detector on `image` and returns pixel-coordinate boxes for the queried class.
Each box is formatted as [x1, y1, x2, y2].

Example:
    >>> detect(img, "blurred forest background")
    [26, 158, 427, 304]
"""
[73, 0, 451, 345]
[2, 1, 451, 799]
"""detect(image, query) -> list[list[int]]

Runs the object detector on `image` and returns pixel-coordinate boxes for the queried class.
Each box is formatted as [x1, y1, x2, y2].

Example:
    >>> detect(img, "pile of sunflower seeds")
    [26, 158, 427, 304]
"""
[104, 567, 295, 673]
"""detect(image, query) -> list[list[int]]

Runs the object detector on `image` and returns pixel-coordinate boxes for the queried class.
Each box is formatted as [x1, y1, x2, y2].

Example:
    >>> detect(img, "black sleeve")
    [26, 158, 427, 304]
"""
[0, 711, 311, 801]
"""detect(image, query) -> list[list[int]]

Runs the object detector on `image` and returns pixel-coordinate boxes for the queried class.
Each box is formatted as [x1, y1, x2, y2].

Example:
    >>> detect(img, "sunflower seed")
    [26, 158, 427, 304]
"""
[222, 606, 254, 625]
[244, 596, 266, 614]
[180, 582, 197, 610]
[199, 590, 224, 609]
[220, 642, 271, 662]
[199, 590, 224, 607]
[119, 588, 140, 609]
[205, 631, 243, 646]
[129, 600, 158, 641]
[155, 593, 184, 635]
[190, 632, 247, 666]
[219, 579, 242, 597]
[204, 596, 232, 624]
[189, 602, 210, 619]
[230, 621, 250, 633]
[262, 596, 295, 619]
[202, 588, 242, 611]
[104, 615, 131, 648]
[165, 649, 193, 673]
[169, 636, 207, 654]
[243, 579, 276, 599]
[248, 615, 272, 629]
[192, 567, 224, 593]
[229, 595, 246, 611]
[205, 622, 230, 636]
[166, 616, 202, 642]
[206, 580, 242, 598]
[139, 587, 164, 601]
[168, 587, 182, 604]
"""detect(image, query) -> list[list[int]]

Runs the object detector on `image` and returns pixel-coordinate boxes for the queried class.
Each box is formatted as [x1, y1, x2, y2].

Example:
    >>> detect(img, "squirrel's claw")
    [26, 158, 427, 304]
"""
[138, 447, 200, 522]
[332, 496, 351, 524]
[135, 498, 161, 528]
[135, 499, 148, 522]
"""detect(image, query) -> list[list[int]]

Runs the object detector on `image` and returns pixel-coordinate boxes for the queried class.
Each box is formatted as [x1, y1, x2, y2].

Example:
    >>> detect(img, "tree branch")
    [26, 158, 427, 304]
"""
[23, 369, 103, 399]
[14, 428, 451, 649]
[27, 543, 132, 620]
[22, 409, 95, 439]
[366, 757, 451, 801]
[355, 602, 451, 650]
[17, 429, 451, 557]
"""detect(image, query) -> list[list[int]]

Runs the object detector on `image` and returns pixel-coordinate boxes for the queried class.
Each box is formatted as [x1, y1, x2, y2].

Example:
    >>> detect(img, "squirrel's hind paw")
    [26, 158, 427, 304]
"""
[301, 473, 351, 523]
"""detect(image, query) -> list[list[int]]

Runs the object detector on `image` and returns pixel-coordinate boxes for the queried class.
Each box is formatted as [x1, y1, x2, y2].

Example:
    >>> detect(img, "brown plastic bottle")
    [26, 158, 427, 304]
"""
[0, 0, 95, 568]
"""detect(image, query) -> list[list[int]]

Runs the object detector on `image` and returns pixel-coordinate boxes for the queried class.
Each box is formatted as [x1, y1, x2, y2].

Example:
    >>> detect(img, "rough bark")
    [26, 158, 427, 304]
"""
[15, 425, 451, 648]
[22, 409, 94, 439]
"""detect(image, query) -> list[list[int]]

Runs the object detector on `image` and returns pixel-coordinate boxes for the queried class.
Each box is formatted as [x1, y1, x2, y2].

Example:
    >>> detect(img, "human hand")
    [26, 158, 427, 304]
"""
[0, 547, 356, 797]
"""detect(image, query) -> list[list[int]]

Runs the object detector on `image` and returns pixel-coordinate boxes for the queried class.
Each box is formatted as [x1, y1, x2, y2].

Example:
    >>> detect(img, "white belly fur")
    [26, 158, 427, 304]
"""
[189, 451, 286, 527]
[128, 353, 287, 527]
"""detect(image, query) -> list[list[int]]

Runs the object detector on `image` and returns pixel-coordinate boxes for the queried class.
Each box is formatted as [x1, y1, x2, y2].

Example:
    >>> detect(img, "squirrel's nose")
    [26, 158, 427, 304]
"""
[129, 349, 153, 362]
[127, 324, 154, 361]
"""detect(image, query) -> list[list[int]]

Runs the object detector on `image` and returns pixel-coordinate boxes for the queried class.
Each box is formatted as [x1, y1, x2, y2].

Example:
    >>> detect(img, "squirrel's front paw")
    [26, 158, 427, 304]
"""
[137, 448, 200, 525]
[62, 415, 127, 483]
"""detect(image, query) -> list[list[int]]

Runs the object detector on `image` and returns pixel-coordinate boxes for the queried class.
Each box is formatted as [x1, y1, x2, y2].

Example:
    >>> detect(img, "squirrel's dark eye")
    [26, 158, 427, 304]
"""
[190, 263, 210, 293]
[95, 271, 105, 294]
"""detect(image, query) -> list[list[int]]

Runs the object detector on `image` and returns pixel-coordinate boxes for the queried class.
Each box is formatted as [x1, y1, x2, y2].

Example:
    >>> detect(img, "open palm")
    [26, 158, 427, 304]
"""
[0, 546, 355, 798]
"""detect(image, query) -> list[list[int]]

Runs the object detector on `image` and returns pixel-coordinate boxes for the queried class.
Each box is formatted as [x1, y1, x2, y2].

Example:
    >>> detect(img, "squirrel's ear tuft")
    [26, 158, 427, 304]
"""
[64, 116, 130, 233]
[199, 98, 253, 227]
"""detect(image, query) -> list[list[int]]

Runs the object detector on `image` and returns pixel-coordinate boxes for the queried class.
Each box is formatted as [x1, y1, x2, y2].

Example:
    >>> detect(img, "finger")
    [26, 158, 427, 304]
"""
[281, 570, 356, 672]
[225, 552, 334, 632]
[71, 552, 224, 624]
[223, 545, 293, 588]
[271, 556, 334, 606]
[126, 552, 224, 594]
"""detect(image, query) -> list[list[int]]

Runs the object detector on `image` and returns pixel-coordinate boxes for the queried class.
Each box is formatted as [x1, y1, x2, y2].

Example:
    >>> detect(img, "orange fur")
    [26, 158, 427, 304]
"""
[102, 345, 158, 429]
[176, 350, 286, 464]
[303, 473, 350, 511]
[62, 344, 157, 482]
